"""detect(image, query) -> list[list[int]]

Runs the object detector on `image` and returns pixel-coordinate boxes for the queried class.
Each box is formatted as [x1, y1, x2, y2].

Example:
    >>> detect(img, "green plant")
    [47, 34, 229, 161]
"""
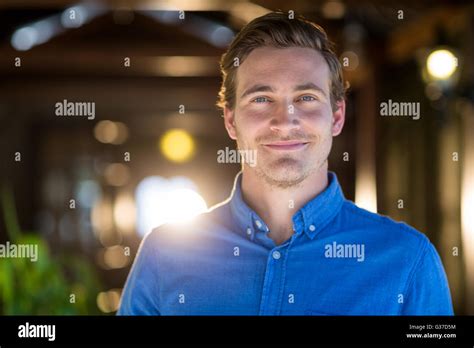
[0, 184, 103, 315]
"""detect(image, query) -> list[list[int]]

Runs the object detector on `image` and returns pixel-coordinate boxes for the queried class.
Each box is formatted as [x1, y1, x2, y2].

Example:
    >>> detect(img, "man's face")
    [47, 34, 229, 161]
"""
[224, 46, 345, 188]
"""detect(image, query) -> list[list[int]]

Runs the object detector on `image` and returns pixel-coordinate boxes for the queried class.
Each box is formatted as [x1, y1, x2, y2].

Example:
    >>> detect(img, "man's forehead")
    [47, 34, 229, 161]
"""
[236, 46, 331, 94]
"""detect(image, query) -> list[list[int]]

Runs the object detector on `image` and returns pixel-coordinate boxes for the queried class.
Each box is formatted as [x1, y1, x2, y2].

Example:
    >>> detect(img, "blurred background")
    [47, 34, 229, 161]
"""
[0, 0, 473, 315]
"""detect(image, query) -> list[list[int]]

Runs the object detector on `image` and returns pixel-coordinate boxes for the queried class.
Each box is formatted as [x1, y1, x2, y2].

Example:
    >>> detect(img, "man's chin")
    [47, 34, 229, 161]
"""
[263, 174, 307, 188]
[258, 162, 308, 188]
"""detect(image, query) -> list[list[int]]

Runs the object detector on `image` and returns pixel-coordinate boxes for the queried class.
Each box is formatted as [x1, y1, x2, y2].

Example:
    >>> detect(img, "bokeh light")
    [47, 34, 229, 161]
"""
[96, 289, 121, 313]
[426, 49, 458, 80]
[159, 129, 195, 163]
[135, 176, 207, 236]
[94, 120, 129, 145]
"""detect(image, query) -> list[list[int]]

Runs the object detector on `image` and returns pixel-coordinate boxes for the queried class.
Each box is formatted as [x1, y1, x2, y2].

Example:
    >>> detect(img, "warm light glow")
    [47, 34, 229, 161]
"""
[355, 170, 377, 213]
[91, 198, 122, 246]
[101, 245, 129, 269]
[138, 0, 227, 11]
[91, 198, 113, 236]
[103, 163, 130, 187]
[340, 51, 359, 71]
[97, 289, 121, 313]
[114, 192, 136, 234]
[159, 129, 195, 163]
[153, 56, 218, 76]
[426, 49, 458, 80]
[322, 1, 346, 19]
[135, 176, 207, 236]
[164, 188, 207, 222]
[94, 120, 129, 145]
[230, 2, 271, 24]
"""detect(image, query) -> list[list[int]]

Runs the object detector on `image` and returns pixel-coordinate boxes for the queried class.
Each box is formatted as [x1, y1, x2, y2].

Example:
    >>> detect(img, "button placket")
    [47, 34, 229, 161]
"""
[258, 247, 286, 315]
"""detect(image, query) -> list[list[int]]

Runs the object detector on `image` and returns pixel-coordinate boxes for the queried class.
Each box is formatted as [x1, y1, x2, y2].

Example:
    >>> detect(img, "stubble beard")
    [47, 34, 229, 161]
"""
[236, 130, 331, 190]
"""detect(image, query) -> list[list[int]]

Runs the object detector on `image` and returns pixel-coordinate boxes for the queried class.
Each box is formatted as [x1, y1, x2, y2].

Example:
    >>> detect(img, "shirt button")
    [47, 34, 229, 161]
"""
[255, 220, 263, 229]
[246, 227, 252, 236]
[272, 251, 281, 260]
[309, 224, 316, 232]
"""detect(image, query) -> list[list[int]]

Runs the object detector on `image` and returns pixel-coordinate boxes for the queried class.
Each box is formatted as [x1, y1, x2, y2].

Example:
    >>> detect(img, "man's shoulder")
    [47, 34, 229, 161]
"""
[339, 199, 430, 249]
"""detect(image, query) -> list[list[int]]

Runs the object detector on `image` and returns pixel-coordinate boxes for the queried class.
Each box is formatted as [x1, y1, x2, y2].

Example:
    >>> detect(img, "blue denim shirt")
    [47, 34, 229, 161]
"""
[118, 172, 453, 315]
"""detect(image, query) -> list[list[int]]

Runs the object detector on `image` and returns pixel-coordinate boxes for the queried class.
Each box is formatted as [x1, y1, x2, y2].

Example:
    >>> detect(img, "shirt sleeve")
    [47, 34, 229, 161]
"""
[401, 241, 454, 315]
[117, 231, 161, 315]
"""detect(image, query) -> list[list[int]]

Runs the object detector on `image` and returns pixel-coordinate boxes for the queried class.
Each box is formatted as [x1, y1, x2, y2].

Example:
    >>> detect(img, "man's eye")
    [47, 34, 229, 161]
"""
[299, 95, 316, 102]
[252, 97, 270, 103]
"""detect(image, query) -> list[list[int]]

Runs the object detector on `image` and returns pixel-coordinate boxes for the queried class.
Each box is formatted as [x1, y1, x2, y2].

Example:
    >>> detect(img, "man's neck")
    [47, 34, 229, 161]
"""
[241, 164, 329, 245]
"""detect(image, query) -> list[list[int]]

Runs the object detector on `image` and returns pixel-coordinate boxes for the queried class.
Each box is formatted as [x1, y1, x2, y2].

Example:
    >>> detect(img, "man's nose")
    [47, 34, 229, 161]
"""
[269, 102, 300, 132]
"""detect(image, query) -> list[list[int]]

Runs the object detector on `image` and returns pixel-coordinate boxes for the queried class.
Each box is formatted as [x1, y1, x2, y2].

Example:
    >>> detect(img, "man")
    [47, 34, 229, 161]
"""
[118, 12, 453, 315]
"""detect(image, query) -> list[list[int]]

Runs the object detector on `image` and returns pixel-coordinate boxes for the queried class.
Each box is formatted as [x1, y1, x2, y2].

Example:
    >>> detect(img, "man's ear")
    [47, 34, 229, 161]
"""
[332, 99, 346, 136]
[223, 105, 237, 140]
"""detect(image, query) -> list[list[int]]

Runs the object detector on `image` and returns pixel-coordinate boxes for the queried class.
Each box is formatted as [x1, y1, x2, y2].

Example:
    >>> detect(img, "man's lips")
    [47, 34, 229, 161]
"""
[262, 140, 309, 151]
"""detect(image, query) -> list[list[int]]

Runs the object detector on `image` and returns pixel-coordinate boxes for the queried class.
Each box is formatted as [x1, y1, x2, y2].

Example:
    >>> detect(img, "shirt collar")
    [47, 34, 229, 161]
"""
[229, 171, 345, 240]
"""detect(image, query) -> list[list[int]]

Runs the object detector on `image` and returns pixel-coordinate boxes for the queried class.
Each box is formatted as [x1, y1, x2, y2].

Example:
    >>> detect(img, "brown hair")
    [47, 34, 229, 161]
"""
[217, 11, 346, 111]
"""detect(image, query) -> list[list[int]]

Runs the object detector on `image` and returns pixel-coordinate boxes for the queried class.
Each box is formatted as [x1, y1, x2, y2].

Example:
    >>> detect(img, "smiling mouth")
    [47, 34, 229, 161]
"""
[262, 141, 309, 151]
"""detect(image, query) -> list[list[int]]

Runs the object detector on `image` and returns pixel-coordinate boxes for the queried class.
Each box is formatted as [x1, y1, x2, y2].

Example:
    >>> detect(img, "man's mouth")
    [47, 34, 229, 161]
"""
[262, 140, 309, 151]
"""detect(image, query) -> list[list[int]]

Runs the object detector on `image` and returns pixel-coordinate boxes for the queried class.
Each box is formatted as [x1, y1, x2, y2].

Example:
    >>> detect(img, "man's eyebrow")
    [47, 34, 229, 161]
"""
[240, 85, 274, 99]
[294, 83, 327, 97]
